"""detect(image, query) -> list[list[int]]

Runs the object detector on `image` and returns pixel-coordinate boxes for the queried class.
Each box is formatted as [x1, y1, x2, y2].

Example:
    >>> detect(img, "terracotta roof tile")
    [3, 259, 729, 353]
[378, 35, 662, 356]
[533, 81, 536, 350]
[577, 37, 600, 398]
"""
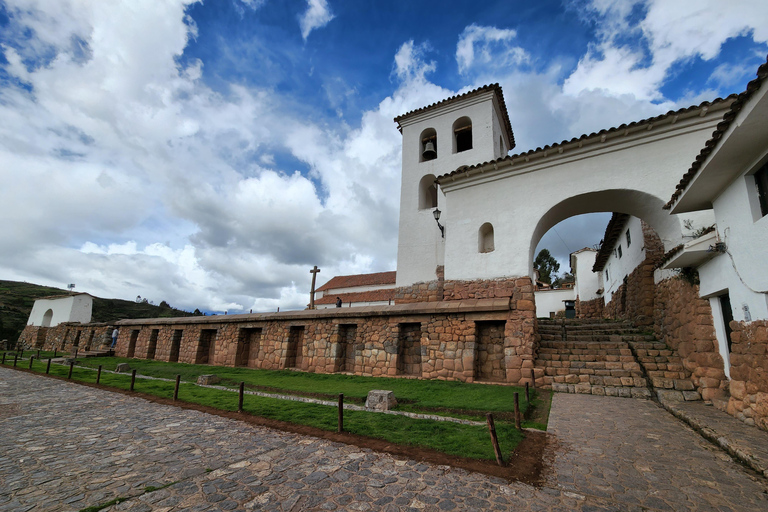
[394, 84, 515, 150]
[316, 271, 396, 292]
[437, 96, 737, 182]
[664, 55, 768, 210]
[592, 213, 630, 272]
[315, 288, 396, 305]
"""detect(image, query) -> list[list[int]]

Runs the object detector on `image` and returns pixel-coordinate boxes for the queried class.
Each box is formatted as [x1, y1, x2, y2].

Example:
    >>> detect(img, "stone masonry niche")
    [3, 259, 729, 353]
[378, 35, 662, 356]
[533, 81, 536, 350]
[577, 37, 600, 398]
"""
[127, 330, 139, 358]
[237, 328, 261, 367]
[285, 326, 305, 369]
[337, 324, 357, 373]
[169, 329, 183, 362]
[195, 329, 217, 364]
[146, 329, 159, 360]
[397, 323, 422, 376]
[474, 321, 506, 382]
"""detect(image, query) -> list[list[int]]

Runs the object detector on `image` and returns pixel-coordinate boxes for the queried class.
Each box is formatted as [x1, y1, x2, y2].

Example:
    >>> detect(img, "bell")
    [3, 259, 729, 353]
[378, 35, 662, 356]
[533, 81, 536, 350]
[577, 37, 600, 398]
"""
[422, 140, 436, 160]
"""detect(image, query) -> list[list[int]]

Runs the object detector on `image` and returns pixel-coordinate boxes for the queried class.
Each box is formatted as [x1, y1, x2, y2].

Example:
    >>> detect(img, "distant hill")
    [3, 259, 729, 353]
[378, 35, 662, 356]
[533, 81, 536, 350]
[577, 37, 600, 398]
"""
[0, 280, 195, 343]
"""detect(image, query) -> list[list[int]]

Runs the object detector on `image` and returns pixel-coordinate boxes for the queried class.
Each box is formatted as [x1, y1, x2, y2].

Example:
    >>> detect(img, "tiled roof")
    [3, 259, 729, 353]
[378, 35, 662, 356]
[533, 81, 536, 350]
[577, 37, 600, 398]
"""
[394, 84, 515, 150]
[316, 271, 396, 292]
[655, 226, 717, 269]
[656, 244, 684, 270]
[665, 55, 768, 210]
[592, 213, 630, 272]
[315, 289, 396, 305]
[437, 96, 736, 182]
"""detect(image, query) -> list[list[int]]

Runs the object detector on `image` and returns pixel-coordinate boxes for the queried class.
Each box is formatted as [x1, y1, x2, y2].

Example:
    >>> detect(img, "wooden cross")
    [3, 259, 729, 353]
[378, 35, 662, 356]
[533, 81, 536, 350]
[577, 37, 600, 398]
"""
[309, 266, 320, 309]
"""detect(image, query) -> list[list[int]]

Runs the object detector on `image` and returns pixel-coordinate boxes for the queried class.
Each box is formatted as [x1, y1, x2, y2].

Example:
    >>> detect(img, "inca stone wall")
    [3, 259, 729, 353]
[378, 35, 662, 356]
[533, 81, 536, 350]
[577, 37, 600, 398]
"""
[653, 276, 727, 401]
[726, 319, 768, 431]
[19, 323, 113, 352]
[576, 297, 604, 319]
[109, 297, 537, 385]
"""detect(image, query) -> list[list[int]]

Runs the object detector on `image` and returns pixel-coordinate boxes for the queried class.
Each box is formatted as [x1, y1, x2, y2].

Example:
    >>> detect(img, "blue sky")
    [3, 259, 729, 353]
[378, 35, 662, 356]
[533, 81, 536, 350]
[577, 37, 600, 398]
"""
[0, 0, 767, 312]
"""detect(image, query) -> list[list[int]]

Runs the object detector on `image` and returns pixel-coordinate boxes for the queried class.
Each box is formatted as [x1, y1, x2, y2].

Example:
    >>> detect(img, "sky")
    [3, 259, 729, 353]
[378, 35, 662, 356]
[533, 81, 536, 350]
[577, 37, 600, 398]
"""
[1, 0, 767, 313]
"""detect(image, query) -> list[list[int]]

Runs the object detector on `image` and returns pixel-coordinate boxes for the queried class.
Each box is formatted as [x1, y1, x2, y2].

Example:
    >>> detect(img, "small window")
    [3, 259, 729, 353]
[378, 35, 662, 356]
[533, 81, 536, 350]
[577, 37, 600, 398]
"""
[419, 128, 437, 162]
[756, 162, 768, 217]
[418, 174, 438, 210]
[626, 229, 631, 247]
[617, 245, 622, 258]
[478, 223, 494, 253]
[453, 117, 472, 153]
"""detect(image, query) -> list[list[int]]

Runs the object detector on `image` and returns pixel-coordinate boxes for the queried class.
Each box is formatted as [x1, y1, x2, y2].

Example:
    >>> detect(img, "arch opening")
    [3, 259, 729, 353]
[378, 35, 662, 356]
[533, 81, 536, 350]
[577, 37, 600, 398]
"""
[419, 128, 437, 162]
[419, 174, 438, 210]
[528, 189, 683, 276]
[453, 116, 472, 153]
[42, 309, 53, 327]
[478, 223, 495, 253]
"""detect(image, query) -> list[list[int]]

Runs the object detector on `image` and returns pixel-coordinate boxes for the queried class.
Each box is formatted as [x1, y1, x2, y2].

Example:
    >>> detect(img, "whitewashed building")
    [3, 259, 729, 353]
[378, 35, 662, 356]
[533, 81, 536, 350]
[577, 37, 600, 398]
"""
[27, 293, 93, 327]
[314, 271, 396, 309]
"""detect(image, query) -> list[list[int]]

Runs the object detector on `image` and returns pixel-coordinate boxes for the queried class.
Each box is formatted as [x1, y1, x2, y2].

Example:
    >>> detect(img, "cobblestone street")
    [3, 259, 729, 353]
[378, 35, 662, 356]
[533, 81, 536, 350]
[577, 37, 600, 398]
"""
[1, 367, 767, 511]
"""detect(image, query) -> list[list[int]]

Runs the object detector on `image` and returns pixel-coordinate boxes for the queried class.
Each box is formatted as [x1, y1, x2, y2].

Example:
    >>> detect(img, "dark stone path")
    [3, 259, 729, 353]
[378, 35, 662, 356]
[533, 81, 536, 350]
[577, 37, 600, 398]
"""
[1, 367, 767, 511]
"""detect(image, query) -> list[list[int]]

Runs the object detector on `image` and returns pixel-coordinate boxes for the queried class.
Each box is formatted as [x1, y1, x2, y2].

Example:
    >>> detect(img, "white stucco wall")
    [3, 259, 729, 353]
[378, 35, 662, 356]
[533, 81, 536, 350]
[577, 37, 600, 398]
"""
[395, 91, 510, 288]
[535, 288, 575, 318]
[696, 165, 768, 322]
[436, 107, 725, 283]
[571, 249, 601, 302]
[317, 283, 393, 298]
[601, 217, 647, 302]
[316, 300, 391, 310]
[27, 294, 93, 327]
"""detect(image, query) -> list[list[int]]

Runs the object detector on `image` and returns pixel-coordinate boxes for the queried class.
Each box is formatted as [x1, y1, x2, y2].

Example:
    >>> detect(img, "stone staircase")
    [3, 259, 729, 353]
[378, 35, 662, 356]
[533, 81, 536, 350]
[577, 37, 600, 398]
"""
[535, 319, 699, 400]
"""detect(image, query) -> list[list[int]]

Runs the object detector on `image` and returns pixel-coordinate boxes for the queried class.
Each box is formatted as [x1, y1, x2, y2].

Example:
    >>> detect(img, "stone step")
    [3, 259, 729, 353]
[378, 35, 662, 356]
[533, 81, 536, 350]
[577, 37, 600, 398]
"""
[538, 347, 633, 356]
[541, 373, 647, 388]
[550, 382, 653, 399]
[537, 363, 644, 378]
[540, 341, 630, 350]
[536, 353, 637, 363]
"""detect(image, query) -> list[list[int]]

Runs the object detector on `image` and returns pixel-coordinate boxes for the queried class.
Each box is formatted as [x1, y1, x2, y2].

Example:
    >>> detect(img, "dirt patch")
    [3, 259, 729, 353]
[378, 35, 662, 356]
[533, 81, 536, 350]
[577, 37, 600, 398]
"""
[8, 366, 556, 485]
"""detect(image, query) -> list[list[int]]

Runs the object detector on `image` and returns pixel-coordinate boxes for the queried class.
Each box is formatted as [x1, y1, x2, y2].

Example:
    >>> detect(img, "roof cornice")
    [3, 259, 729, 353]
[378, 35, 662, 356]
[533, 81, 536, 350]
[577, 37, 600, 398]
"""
[436, 96, 735, 189]
[665, 55, 768, 210]
[394, 83, 515, 150]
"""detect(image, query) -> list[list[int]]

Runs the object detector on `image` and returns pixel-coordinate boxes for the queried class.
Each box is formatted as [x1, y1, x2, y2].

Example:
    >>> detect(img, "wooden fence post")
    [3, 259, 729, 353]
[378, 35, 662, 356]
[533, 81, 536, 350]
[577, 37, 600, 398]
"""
[68, 362, 74, 379]
[514, 392, 522, 430]
[46, 358, 51, 374]
[238, 382, 245, 412]
[96, 365, 102, 384]
[173, 375, 181, 401]
[130, 369, 136, 391]
[338, 393, 344, 433]
[486, 413, 504, 466]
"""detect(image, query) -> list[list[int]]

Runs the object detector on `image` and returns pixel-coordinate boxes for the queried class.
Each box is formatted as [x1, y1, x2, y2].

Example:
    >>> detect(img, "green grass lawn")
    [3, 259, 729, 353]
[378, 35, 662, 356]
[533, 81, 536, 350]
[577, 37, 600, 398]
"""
[71, 356, 534, 418]
[2, 354, 544, 462]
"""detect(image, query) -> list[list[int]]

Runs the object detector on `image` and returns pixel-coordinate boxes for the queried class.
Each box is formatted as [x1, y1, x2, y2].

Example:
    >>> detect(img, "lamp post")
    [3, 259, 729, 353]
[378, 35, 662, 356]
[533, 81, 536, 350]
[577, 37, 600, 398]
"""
[433, 208, 445, 238]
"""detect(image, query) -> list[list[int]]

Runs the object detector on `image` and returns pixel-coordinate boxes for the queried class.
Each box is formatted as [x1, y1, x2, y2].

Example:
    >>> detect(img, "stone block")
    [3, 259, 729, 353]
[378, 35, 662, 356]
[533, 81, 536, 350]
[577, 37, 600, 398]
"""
[656, 389, 685, 402]
[681, 390, 701, 401]
[574, 383, 592, 394]
[365, 390, 398, 411]
[197, 375, 220, 385]
[673, 379, 695, 391]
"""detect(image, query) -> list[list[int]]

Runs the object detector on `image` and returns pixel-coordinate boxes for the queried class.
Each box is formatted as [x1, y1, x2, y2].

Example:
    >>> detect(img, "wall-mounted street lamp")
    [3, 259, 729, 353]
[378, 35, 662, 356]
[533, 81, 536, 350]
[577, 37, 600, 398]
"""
[433, 208, 444, 238]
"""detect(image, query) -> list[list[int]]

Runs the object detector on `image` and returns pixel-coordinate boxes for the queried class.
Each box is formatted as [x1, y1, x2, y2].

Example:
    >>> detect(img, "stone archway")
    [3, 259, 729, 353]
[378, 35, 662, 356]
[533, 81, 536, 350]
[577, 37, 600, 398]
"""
[528, 189, 678, 276]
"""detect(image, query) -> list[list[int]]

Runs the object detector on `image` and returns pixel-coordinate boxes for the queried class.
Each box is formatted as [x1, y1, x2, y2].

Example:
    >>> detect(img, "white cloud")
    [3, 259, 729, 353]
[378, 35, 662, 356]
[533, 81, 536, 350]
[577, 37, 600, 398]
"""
[299, 0, 335, 40]
[456, 24, 528, 74]
[564, 0, 768, 101]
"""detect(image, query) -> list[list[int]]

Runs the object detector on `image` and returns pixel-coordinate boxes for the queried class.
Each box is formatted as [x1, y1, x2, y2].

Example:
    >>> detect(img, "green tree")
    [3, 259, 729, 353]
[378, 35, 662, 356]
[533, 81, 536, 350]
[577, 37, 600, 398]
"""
[534, 249, 560, 285]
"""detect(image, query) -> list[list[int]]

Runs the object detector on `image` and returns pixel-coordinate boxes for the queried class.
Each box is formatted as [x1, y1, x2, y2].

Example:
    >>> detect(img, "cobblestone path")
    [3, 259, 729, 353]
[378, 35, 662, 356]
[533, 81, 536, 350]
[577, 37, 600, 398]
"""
[1, 368, 767, 511]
